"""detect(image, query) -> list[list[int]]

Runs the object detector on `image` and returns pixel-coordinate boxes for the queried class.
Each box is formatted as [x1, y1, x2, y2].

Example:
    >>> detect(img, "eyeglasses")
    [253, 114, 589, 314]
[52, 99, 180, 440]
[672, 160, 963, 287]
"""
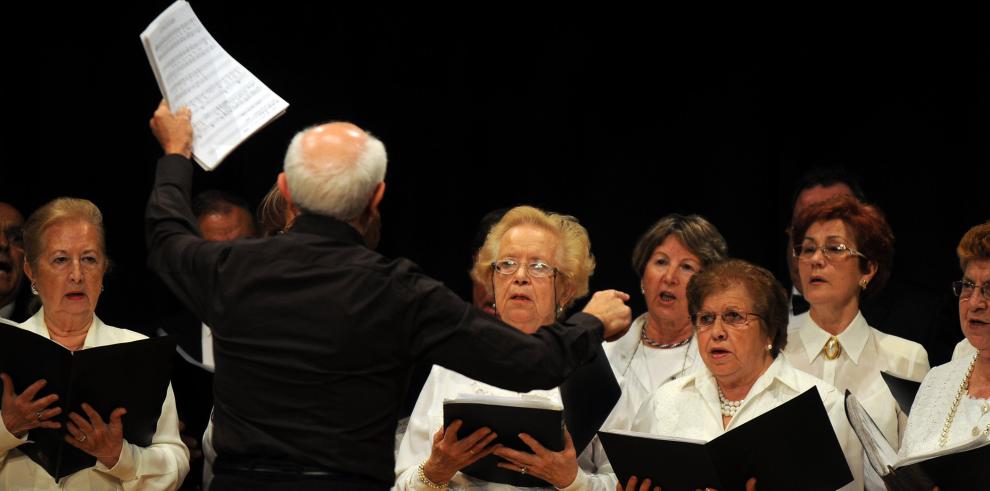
[792, 242, 867, 262]
[692, 309, 763, 330]
[491, 258, 558, 278]
[952, 280, 990, 301]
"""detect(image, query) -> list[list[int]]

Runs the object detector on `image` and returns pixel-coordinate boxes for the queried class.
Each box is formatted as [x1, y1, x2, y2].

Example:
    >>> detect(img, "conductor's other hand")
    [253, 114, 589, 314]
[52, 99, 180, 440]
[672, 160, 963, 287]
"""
[150, 100, 193, 158]
[582, 290, 632, 341]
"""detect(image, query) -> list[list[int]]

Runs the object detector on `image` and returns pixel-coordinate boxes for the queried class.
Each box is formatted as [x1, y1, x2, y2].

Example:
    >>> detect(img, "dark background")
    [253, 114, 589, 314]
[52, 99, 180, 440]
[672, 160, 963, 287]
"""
[5, 4, 988, 361]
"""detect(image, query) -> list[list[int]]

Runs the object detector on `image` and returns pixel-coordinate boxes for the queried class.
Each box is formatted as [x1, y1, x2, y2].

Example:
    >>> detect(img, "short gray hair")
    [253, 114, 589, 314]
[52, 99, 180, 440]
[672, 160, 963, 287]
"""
[283, 126, 387, 221]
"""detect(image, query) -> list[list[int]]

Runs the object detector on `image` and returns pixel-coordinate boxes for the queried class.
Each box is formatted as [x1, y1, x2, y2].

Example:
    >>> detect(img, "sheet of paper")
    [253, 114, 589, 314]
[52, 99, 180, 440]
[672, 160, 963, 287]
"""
[141, 0, 288, 170]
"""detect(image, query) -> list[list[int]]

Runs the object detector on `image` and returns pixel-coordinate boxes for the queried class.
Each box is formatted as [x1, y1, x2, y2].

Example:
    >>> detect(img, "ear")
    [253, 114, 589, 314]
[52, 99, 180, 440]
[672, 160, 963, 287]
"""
[277, 172, 300, 217]
[277, 172, 292, 202]
[368, 181, 385, 213]
[861, 260, 878, 286]
[23, 258, 34, 283]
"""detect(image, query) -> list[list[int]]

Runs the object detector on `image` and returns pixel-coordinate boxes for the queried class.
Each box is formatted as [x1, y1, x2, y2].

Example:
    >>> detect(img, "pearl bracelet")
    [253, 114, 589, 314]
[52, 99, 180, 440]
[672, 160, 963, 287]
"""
[417, 462, 449, 489]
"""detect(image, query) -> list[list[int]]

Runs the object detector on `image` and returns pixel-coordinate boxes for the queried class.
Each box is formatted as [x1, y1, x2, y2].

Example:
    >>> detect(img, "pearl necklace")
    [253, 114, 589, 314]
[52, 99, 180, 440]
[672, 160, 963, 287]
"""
[717, 384, 743, 417]
[939, 354, 990, 448]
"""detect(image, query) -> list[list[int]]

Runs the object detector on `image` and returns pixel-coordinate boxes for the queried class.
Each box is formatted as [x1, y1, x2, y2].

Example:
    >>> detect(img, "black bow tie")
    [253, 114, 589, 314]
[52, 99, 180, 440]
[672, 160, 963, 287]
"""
[791, 294, 810, 316]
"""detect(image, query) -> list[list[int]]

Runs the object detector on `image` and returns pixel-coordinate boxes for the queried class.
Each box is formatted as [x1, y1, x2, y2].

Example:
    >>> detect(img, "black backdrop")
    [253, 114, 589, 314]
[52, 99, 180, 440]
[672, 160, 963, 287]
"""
[6, 4, 988, 349]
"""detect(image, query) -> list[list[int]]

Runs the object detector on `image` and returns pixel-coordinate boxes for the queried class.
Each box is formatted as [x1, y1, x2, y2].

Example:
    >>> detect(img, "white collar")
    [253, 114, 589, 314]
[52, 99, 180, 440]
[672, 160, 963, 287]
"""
[687, 356, 800, 428]
[795, 310, 870, 365]
[21, 308, 104, 350]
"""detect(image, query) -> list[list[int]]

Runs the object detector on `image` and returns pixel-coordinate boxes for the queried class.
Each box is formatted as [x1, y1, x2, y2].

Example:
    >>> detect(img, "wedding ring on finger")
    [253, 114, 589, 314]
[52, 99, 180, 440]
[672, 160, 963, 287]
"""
[35, 411, 43, 422]
[520, 466, 527, 475]
[77, 433, 87, 443]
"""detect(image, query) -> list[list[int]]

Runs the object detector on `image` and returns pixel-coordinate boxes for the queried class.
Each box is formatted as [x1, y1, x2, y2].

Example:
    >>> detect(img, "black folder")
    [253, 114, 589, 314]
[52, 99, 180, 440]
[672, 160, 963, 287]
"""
[845, 389, 990, 490]
[443, 399, 563, 487]
[0, 322, 175, 480]
[599, 388, 853, 491]
[559, 343, 622, 454]
[880, 371, 921, 416]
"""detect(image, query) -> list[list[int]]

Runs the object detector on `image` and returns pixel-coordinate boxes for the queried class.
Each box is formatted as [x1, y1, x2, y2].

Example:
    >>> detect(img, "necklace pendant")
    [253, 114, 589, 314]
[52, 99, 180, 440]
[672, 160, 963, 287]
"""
[823, 336, 841, 360]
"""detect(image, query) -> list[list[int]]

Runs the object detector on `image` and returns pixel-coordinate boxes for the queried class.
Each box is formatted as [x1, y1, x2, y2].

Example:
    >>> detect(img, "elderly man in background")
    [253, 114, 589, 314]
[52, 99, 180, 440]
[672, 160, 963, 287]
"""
[145, 102, 631, 491]
[193, 191, 258, 242]
[0, 202, 36, 322]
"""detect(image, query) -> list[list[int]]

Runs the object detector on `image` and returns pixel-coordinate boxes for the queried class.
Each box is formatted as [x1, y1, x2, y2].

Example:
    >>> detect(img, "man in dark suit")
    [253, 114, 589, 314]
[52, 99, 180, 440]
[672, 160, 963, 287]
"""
[145, 102, 631, 490]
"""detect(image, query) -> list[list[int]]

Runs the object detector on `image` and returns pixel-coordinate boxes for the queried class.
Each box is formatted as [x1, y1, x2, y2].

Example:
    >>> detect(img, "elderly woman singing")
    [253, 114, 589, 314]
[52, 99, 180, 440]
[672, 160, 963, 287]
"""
[0, 198, 188, 490]
[783, 195, 929, 464]
[621, 259, 863, 490]
[603, 214, 727, 428]
[900, 223, 990, 466]
[395, 205, 616, 490]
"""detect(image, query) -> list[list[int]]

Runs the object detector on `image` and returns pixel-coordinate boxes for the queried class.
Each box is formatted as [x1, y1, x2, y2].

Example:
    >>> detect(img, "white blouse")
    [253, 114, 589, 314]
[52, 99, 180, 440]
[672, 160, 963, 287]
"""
[952, 338, 978, 361]
[0, 310, 189, 490]
[901, 355, 990, 457]
[628, 356, 864, 491]
[602, 313, 700, 428]
[394, 365, 615, 490]
[783, 311, 929, 449]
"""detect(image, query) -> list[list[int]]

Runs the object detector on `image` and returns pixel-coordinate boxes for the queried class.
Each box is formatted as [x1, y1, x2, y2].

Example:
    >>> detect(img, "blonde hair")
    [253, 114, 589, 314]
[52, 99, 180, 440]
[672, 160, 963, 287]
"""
[23, 197, 106, 271]
[470, 205, 595, 311]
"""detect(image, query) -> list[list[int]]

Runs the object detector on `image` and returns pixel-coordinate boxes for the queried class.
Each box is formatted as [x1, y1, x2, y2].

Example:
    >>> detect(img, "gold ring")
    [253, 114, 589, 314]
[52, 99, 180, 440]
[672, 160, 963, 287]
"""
[77, 434, 87, 443]
[520, 466, 527, 475]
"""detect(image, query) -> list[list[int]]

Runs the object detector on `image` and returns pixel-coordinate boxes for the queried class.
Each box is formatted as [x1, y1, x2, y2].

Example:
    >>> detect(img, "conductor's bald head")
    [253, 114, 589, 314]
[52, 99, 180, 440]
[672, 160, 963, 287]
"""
[279, 122, 387, 226]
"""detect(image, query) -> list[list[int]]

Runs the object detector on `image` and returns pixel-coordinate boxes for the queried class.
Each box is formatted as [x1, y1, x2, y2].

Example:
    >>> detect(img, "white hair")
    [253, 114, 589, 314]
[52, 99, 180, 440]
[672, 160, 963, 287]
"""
[282, 127, 387, 221]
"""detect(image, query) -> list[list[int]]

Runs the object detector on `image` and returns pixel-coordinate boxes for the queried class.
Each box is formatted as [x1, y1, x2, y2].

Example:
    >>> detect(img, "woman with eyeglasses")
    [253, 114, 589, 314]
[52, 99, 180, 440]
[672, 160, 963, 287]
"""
[900, 222, 990, 462]
[617, 259, 862, 490]
[394, 205, 617, 490]
[782, 195, 928, 486]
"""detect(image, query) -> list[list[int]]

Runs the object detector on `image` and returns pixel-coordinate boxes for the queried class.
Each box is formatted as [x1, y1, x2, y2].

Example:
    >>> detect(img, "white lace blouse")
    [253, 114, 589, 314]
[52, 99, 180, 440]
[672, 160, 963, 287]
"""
[901, 355, 990, 457]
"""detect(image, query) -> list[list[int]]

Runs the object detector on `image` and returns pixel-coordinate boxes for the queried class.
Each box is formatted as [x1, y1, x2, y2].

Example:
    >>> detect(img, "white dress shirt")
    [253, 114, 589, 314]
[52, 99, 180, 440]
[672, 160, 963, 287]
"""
[628, 356, 864, 491]
[394, 365, 614, 490]
[783, 311, 929, 449]
[901, 355, 990, 457]
[0, 309, 189, 490]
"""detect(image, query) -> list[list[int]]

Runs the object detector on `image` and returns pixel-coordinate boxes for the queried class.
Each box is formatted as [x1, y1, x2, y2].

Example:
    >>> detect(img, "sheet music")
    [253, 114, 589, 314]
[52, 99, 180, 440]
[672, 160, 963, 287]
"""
[141, 0, 288, 170]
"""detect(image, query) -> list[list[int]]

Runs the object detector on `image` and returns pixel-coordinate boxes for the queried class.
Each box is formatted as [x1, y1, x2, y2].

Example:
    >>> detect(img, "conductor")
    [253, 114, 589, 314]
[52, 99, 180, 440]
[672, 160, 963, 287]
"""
[145, 102, 631, 490]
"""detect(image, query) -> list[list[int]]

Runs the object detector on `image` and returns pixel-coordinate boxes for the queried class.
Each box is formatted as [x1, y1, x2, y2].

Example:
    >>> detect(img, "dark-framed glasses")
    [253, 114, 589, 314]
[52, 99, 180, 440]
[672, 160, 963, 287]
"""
[692, 309, 763, 330]
[952, 280, 990, 301]
[792, 242, 867, 262]
[492, 258, 558, 278]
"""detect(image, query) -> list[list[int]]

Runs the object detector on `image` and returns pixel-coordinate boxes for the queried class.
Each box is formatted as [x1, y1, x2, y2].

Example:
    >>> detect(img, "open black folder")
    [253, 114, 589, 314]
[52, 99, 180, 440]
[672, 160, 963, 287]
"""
[0, 322, 175, 480]
[444, 396, 563, 487]
[845, 390, 990, 490]
[442, 344, 621, 487]
[599, 388, 853, 491]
